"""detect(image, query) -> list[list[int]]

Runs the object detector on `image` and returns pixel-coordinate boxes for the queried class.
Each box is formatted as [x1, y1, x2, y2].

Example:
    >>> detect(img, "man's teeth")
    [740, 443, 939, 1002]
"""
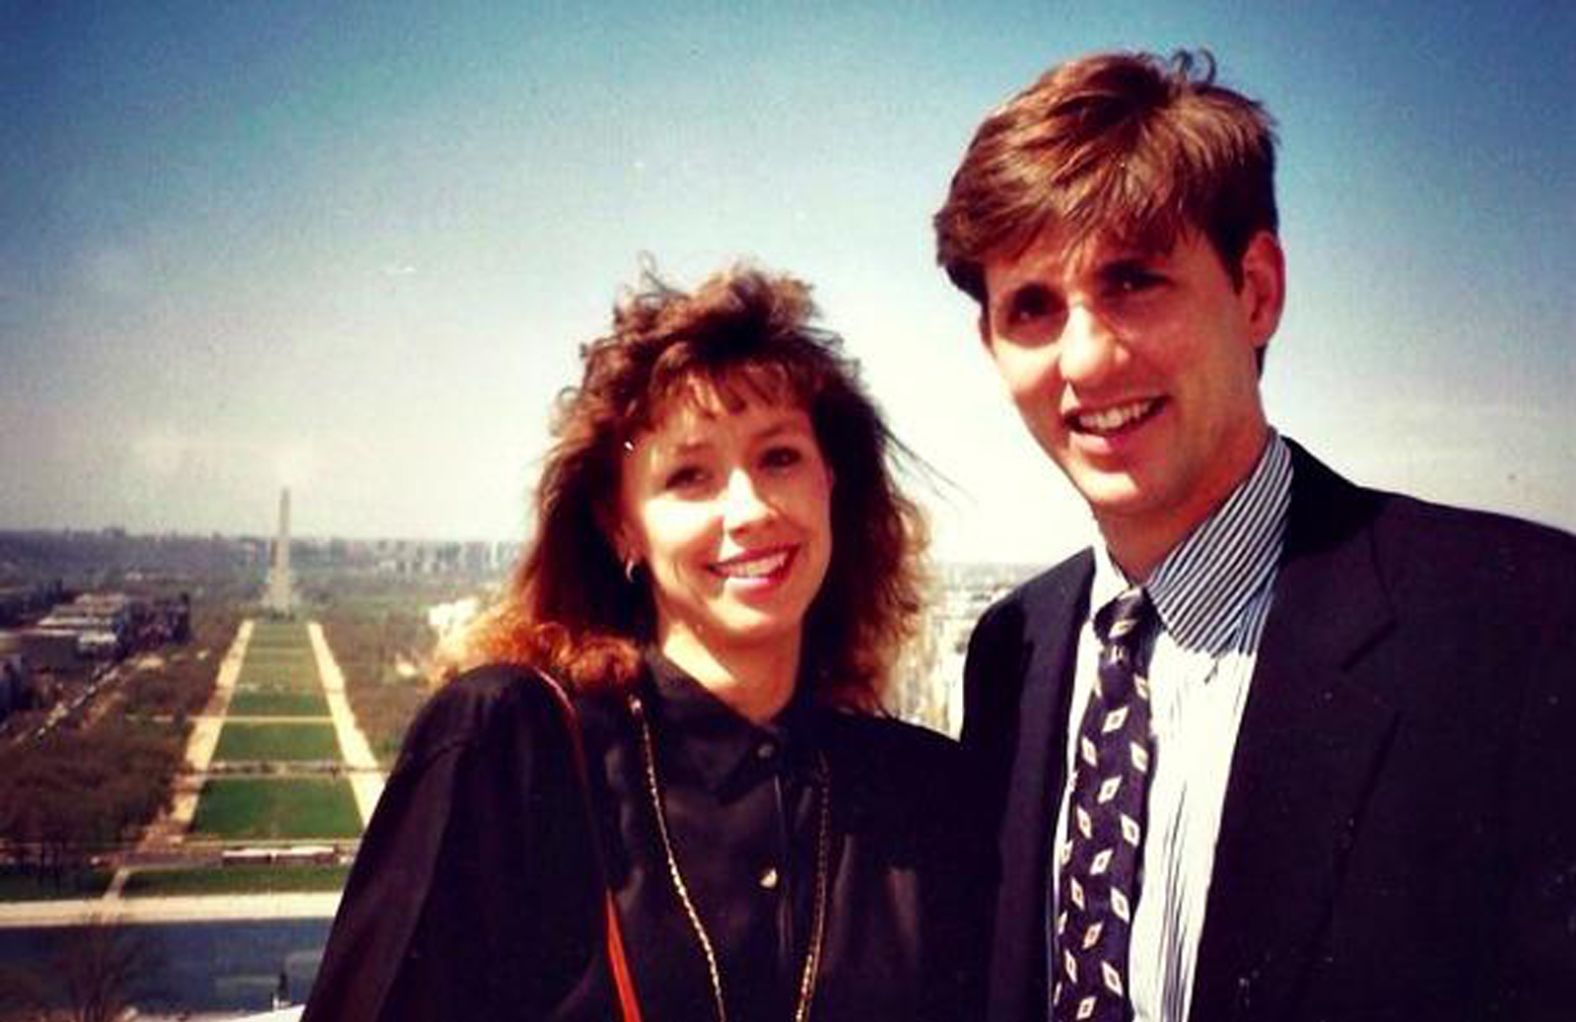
[716, 551, 790, 578]
[1076, 400, 1155, 433]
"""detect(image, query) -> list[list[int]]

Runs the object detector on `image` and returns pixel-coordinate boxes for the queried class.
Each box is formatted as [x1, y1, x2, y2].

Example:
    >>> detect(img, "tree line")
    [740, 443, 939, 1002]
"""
[319, 607, 435, 767]
[0, 606, 234, 890]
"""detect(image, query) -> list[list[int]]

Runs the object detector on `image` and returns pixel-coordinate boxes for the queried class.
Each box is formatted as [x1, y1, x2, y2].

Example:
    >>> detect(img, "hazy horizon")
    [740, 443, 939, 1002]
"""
[4, 2, 1572, 565]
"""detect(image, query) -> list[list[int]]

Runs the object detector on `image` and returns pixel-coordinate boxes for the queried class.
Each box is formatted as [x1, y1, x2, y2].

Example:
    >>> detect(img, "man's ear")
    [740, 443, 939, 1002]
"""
[1239, 231, 1286, 350]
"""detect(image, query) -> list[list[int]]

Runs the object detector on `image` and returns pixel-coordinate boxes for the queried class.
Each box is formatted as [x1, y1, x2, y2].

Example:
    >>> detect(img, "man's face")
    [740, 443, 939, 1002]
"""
[978, 227, 1283, 563]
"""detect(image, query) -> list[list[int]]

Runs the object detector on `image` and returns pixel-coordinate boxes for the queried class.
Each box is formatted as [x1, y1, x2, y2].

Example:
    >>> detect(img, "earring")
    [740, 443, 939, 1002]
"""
[623, 558, 638, 583]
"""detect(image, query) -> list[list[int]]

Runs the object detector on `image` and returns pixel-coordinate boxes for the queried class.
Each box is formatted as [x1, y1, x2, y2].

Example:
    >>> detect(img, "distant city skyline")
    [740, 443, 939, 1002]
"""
[3, 2, 1572, 565]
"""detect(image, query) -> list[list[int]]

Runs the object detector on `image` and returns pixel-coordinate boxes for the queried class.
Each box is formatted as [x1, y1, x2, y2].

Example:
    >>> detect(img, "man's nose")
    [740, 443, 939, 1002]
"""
[1058, 304, 1121, 384]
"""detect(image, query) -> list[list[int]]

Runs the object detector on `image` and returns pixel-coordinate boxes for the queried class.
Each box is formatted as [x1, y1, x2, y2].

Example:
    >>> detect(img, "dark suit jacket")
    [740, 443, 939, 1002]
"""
[961, 440, 1576, 1022]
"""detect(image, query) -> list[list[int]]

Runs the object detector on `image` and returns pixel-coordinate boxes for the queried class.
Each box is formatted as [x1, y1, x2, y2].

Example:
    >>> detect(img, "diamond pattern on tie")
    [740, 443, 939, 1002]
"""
[1052, 586, 1155, 1022]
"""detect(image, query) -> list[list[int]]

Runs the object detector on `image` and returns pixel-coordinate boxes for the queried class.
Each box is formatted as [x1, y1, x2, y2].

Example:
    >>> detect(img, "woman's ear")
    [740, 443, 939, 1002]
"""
[609, 523, 645, 571]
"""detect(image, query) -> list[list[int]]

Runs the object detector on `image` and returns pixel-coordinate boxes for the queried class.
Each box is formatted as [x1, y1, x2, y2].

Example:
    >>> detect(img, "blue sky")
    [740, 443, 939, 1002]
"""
[2, 1, 1571, 563]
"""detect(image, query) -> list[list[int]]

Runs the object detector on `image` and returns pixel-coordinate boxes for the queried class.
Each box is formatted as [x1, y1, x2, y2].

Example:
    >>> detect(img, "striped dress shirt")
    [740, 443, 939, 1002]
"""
[1051, 432, 1293, 1022]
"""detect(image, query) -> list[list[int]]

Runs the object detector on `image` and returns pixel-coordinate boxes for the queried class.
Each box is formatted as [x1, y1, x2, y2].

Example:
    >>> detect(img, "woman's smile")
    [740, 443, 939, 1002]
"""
[709, 544, 798, 586]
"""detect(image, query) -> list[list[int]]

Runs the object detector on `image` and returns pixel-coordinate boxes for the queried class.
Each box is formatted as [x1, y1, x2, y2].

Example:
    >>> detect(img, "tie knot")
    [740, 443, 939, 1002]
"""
[1094, 586, 1152, 653]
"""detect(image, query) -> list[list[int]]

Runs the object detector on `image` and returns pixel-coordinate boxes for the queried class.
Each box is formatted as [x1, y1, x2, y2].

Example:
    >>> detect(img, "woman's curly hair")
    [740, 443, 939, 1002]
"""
[460, 263, 927, 711]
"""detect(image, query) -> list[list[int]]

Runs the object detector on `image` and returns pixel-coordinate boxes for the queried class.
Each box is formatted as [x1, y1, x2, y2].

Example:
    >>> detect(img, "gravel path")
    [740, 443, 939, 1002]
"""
[307, 621, 385, 826]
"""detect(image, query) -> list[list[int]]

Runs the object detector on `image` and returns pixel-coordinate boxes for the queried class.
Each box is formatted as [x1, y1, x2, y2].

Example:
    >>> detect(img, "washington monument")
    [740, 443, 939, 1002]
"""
[264, 487, 295, 616]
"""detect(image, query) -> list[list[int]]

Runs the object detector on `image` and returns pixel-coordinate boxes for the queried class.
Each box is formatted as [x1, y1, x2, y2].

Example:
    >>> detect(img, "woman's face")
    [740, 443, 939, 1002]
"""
[617, 393, 834, 666]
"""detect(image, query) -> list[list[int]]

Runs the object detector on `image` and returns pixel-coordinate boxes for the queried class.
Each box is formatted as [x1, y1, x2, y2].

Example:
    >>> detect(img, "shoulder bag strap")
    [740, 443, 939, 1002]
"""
[531, 667, 644, 1022]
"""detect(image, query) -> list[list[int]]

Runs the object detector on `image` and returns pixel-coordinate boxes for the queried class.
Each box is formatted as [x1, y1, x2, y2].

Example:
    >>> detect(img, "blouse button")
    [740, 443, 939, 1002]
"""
[756, 741, 777, 760]
[758, 866, 780, 890]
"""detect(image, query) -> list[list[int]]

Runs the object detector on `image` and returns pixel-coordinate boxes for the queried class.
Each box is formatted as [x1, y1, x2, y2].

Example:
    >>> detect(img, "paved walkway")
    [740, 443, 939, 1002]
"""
[307, 621, 386, 826]
[166, 619, 253, 833]
[0, 891, 340, 928]
[102, 620, 257, 899]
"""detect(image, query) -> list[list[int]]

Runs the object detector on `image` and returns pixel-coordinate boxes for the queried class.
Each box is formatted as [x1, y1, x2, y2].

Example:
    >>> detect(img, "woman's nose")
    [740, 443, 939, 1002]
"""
[721, 469, 772, 530]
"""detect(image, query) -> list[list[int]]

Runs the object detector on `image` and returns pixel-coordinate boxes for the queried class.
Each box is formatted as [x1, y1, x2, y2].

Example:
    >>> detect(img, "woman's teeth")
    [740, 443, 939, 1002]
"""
[713, 550, 790, 578]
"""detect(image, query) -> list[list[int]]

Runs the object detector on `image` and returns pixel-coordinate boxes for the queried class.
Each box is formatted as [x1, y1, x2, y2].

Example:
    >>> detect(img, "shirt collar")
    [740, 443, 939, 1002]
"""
[641, 648, 812, 795]
[1093, 431, 1292, 654]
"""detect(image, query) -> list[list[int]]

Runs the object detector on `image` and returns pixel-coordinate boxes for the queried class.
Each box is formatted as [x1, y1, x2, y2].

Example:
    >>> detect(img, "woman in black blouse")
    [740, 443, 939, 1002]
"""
[302, 265, 988, 1021]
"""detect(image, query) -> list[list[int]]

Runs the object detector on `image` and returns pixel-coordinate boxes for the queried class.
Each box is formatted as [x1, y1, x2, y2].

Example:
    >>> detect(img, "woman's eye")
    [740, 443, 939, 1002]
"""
[761, 445, 804, 470]
[663, 465, 706, 491]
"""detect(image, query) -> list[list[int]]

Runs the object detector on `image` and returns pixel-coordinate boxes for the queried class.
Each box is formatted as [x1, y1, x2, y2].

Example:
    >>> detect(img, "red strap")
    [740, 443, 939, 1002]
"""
[534, 668, 644, 1022]
[605, 891, 644, 1021]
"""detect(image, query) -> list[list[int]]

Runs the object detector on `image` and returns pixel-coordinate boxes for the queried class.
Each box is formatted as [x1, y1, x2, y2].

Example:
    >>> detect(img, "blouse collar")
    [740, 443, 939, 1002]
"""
[641, 647, 816, 796]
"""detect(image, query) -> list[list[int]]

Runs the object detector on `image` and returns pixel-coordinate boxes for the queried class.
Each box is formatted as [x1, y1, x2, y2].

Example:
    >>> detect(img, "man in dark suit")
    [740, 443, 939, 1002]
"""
[933, 50, 1575, 1022]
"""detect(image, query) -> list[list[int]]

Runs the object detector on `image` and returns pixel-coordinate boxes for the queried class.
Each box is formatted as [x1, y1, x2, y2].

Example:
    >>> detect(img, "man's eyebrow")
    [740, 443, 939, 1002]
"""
[1101, 251, 1162, 269]
[992, 279, 1054, 309]
[1093, 254, 1164, 279]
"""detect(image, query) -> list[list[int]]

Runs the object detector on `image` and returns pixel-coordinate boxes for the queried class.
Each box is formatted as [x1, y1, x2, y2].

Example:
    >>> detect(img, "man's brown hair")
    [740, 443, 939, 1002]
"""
[935, 50, 1278, 304]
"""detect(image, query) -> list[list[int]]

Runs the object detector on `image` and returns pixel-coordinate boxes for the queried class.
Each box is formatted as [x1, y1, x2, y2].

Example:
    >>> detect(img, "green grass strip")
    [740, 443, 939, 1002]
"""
[243, 647, 316, 660]
[243, 652, 315, 664]
[250, 620, 308, 635]
[213, 722, 341, 762]
[190, 778, 363, 839]
[122, 863, 350, 896]
[247, 638, 311, 653]
[236, 664, 320, 691]
[227, 691, 330, 717]
[247, 634, 312, 649]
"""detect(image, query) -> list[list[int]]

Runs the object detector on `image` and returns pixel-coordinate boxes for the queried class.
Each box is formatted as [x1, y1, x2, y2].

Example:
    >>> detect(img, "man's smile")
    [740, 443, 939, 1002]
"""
[1067, 398, 1166, 437]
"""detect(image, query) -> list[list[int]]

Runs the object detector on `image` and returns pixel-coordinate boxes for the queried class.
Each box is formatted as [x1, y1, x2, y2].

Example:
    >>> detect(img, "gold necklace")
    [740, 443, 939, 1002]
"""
[629, 694, 832, 1022]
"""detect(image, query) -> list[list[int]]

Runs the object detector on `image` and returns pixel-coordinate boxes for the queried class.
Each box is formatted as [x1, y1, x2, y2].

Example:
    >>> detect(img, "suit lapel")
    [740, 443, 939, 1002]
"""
[987, 556, 1091, 1022]
[1191, 444, 1400, 1022]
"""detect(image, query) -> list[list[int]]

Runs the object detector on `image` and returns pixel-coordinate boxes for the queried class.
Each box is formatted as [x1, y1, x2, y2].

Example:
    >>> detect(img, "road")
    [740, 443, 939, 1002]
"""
[0, 890, 340, 928]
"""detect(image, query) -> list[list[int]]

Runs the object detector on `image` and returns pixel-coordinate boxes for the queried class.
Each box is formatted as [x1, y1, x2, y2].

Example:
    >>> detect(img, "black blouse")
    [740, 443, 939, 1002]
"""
[303, 653, 990, 1021]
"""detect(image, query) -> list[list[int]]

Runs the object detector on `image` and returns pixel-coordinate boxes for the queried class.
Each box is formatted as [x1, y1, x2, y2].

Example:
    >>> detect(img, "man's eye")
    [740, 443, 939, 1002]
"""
[1110, 267, 1163, 293]
[1004, 286, 1055, 325]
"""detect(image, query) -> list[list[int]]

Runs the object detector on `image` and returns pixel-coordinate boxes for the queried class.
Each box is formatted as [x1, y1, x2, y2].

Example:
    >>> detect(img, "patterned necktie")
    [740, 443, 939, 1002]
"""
[1052, 586, 1156, 1022]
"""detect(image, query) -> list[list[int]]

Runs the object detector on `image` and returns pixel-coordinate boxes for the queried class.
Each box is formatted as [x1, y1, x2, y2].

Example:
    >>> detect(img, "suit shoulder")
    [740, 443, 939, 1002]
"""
[977, 552, 1090, 615]
[977, 551, 1094, 633]
[1289, 442, 1575, 585]
[1367, 490, 1576, 590]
